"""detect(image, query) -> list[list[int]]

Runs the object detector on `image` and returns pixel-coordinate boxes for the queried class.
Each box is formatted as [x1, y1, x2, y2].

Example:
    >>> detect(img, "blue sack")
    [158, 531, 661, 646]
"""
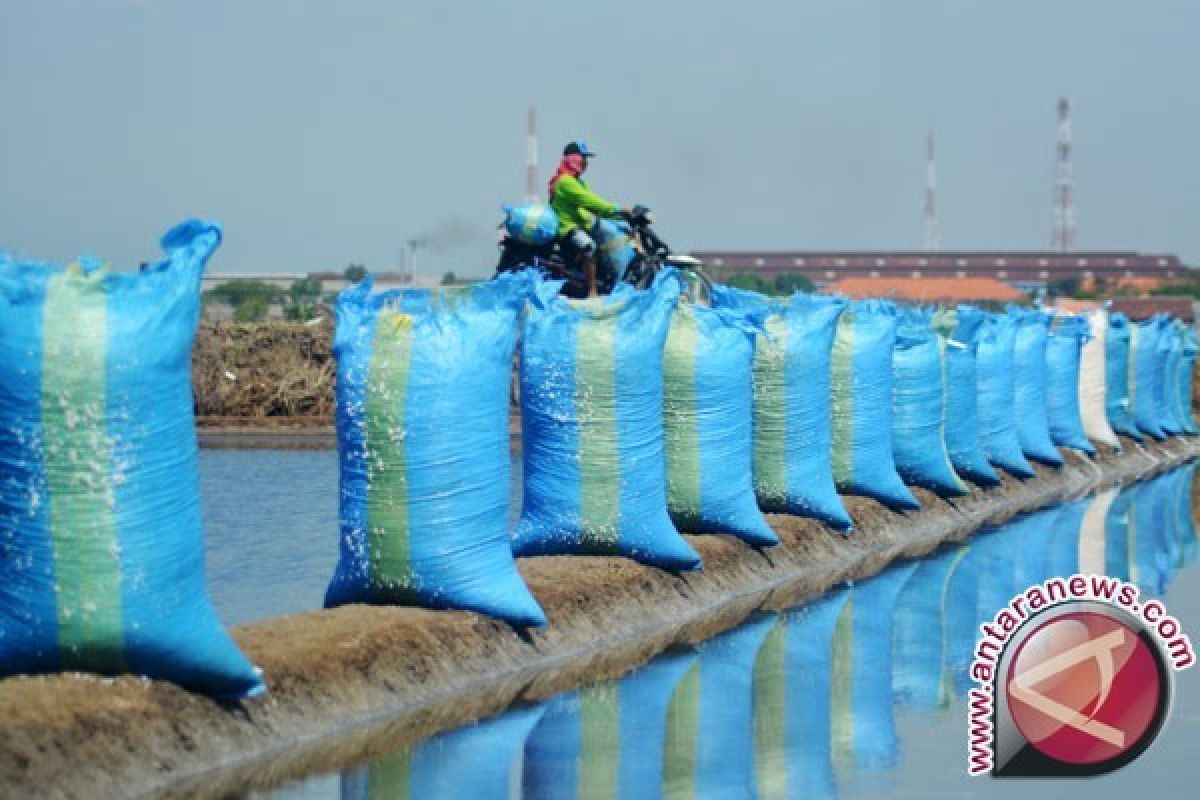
[1179, 328, 1198, 435]
[503, 203, 559, 245]
[1157, 319, 1185, 436]
[891, 310, 968, 497]
[512, 270, 701, 571]
[934, 306, 1001, 487]
[752, 293, 853, 529]
[326, 271, 547, 627]
[663, 286, 776, 546]
[1045, 314, 1095, 454]
[1164, 322, 1190, 434]
[830, 300, 920, 511]
[593, 218, 637, 283]
[523, 650, 697, 799]
[976, 313, 1036, 478]
[1131, 316, 1169, 440]
[1010, 307, 1064, 466]
[0, 220, 263, 700]
[1105, 313, 1142, 440]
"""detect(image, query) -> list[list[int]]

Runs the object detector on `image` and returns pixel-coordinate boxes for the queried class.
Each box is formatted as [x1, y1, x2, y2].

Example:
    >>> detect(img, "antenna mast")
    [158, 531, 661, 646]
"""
[524, 106, 539, 203]
[923, 131, 940, 252]
[1052, 97, 1077, 251]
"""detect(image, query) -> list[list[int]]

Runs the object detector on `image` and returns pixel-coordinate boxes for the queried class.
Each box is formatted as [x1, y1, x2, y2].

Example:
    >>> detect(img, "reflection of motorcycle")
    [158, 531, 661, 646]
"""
[494, 206, 709, 299]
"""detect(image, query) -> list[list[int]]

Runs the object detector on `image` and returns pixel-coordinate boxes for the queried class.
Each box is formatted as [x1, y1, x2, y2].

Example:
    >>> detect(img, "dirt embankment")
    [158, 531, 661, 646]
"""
[192, 321, 334, 426]
[1, 436, 1195, 799]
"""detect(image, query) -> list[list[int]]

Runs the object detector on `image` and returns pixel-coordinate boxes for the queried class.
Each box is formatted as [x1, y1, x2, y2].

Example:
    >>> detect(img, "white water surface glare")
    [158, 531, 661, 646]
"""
[199, 453, 1200, 798]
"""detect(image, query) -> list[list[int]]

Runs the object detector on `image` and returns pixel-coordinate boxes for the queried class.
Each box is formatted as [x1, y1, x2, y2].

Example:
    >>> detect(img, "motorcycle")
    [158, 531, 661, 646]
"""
[494, 206, 710, 301]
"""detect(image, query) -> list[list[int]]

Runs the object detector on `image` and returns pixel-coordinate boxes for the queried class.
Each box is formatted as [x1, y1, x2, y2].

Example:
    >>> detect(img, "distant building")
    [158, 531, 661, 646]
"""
[1108, 297, 1197, 323]
[691, 250, 1192, 292]
[820, 276, 1025, 305]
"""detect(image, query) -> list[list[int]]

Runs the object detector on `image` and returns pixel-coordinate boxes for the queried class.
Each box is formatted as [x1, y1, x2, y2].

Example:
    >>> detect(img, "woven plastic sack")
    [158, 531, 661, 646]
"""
[663, 287, 776, 546]
[1131, 316, 1169, 440]
[1105, 313, 1142, 440]
[1164, 323, 1191, 434]
[1160, 320, 1186, 435]
[523, 650, 697, 799]
[513, 271, 701, 571]
[1078, 309, 1119, 448]
[752, 293, 852, 529]
[342, 704, 545, 800]
[891, 310, 967, 497]
[0, 220, 263, 699]
[752, 590, 849, 800]
[932, 306, 1000, 487]
[593, 218, 637, 283]
[976, 313, 1036, 478]
[503, 203, 559, 245]
[1011, 307, 1064, 466]
[661, 616, 776, 797]
[830, 301, 919, 510]
[1179, 327, 1198, 434]
[325, 271, 546, 627]
[1044, 314, 1095, 454]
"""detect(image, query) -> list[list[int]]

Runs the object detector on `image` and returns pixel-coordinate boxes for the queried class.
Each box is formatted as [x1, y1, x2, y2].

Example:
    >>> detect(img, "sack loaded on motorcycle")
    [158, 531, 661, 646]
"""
[503, 204, 560, 245]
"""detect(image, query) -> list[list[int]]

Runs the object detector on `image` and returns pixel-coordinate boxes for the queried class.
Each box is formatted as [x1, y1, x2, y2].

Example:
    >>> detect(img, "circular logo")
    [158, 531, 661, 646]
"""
[1004, 608, 1170, 770]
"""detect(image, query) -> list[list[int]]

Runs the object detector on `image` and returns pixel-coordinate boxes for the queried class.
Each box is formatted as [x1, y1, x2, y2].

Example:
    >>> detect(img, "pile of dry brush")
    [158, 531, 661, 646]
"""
[192, 320, 335, 419]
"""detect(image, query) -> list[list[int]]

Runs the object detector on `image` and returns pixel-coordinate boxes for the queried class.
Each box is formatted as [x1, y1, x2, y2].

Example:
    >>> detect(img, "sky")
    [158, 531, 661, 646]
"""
[2, 0, 1199, 277]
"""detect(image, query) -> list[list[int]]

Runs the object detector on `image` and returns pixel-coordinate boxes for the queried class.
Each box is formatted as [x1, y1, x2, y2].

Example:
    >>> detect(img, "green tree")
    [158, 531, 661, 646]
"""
[441, 270, 458, 286]
[726, 272, 769, 293]
[233, 296, 269, 323]
[1046, 276, 1081, 298]
[204, 279, 279, 308]
[283, 277, 323, 321]
[772, 272, 815, 296]
[343, 264, 368, 284]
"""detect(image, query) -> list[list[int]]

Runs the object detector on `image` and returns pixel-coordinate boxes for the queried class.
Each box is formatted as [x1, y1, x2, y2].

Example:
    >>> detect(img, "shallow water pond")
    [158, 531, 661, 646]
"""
[199, 455, 1200, 797]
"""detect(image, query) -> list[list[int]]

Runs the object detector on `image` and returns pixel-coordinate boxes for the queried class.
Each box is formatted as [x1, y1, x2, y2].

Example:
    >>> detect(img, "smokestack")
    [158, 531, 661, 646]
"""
[525, 106, 539, 204]
[923, 130, 940, 252]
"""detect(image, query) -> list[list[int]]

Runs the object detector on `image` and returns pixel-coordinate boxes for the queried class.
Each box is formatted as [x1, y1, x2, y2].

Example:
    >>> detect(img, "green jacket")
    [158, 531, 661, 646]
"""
[550, 174, 620, 235]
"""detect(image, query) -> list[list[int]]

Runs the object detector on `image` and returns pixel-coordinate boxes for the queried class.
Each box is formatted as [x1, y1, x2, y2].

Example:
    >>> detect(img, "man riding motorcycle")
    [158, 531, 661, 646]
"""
[548, 140, 629, 297]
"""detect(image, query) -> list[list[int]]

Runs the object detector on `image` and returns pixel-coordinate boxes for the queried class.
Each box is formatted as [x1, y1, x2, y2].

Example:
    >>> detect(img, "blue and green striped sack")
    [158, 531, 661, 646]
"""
[933, 306, 1001, 487]
[663, 286, 776, 547]
[593, 218, 637, 283]
[752, 590, 849, 800]
[1155, 317, 1184, 436]
[1105, 313, 1142, 439]
[1044, 314, 1095, 454]
[661, 615, 776, 798]
[1178, 328, 1198, 434]
[1166, 323, 1193, 434]
[512, 271, 701, 571]
[1010, 307, 1064, 466]
[0, 220, 263, 699]
[976, 313, 1036, 478]
[325, 271, 547, 627]
[342, 704, 545, 800]
[1130, 315, 1169, 439]
[891, 310, 968, 497]
[523, 650, 697, 799]
[830, 300, 920, 511]
[829, 562, 919, 770]
[503, 203, 559, 245]
[752, 293, 852, 530]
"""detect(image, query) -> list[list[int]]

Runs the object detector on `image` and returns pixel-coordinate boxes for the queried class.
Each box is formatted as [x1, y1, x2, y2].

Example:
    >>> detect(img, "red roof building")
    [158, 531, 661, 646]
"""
[820, 276, 1025, 305]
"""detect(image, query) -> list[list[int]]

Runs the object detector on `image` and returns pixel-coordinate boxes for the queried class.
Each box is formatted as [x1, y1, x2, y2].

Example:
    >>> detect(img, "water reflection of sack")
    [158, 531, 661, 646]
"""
[0, 220, 263, 700]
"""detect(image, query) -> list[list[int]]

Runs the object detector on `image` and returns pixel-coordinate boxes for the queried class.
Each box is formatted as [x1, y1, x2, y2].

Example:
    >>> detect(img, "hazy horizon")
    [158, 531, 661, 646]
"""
[3, 1, 1198, 277]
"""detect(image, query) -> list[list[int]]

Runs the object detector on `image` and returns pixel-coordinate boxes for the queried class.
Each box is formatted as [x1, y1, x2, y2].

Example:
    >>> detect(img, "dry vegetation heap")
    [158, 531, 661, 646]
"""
[192, 320, 335, 423]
